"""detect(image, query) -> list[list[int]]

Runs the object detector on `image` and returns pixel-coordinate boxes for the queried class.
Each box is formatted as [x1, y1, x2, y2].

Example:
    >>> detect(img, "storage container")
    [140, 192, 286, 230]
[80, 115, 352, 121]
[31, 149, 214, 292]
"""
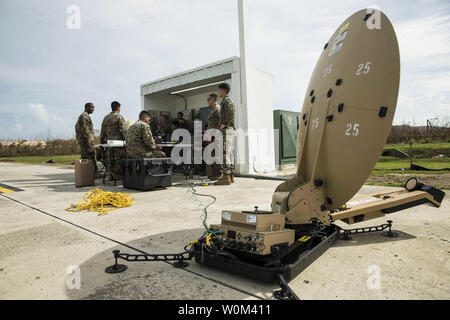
[75, 159, 95, 187]
[122, 158, 173, 191]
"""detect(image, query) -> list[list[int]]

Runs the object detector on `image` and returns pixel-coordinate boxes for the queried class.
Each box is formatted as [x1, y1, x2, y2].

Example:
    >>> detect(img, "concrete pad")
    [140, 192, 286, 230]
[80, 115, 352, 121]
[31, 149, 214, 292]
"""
[0, 162, 448, 300]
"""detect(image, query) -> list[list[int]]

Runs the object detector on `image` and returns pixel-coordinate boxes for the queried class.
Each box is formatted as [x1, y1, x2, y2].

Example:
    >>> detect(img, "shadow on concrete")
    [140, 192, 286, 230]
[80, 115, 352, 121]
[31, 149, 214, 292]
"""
[1, 174, 110, 194]
[65, 225, 417, 300]
[334, 230, 416, 247]
[2, 173, 74, 184]
[1, 171, 195, 194]
[65, 228, 277, 300]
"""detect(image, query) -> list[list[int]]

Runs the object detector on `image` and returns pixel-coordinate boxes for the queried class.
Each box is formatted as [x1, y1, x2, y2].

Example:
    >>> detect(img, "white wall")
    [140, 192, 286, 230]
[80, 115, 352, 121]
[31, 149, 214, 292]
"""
[139, 58, 275, 174]
[176, 92, 213, 113]
[245, 66, 275, 173]
[144, 94, 179, 115]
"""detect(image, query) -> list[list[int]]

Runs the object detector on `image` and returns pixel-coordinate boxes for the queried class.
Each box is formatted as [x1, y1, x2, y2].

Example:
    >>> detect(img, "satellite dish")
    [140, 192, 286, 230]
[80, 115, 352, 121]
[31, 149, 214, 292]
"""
[273, 9, 401, 222]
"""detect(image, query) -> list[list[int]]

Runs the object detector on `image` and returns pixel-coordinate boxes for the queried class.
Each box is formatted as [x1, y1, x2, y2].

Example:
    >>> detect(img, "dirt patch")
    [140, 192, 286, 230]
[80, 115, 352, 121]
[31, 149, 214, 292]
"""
[367, 173, 450, 189]
[414, 148, 450, 158]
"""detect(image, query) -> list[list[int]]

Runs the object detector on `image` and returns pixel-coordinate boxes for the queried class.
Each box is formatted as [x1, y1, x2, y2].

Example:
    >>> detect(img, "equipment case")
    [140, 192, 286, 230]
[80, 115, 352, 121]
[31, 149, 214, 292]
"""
[122, 158, 173, 191]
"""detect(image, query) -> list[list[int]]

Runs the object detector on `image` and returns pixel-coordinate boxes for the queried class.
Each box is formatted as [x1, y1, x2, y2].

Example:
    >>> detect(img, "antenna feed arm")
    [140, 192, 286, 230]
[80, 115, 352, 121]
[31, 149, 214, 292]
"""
[330, 179, 445, 224]
[272, 178, 445, 226]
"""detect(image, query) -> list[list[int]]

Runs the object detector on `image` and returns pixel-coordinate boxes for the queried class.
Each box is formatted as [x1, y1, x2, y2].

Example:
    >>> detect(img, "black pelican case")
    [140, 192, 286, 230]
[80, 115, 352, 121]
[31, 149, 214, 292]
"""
[121, 158, 173, 191]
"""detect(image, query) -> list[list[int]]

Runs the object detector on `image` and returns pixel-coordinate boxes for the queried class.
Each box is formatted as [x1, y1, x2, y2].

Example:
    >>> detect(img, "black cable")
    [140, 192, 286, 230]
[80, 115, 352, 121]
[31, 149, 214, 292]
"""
[0, 193, 263, 300]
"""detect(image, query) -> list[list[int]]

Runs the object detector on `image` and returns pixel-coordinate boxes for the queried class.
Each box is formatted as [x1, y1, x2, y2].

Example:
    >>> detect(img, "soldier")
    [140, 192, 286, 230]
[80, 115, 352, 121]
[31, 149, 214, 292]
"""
[125, 111, 166, 159]
[156, 114, 173, 142]
[75, 103, 99, 176]
[171, 112, 189, 130]
[206, 93, 221, 179]
[100, 101, 126, 179]
[215, 83, 236, 185]
[207, 94, 221, 130]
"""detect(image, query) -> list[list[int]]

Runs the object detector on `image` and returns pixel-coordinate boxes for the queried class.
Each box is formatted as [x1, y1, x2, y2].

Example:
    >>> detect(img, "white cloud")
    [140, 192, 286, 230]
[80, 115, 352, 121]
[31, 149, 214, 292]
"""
[394, 11, 450, 125]
[13, 123, 23, 132]
[28, 103, 50, 123]
[397, 14, 450, 62]
[28, 103, 64, 123]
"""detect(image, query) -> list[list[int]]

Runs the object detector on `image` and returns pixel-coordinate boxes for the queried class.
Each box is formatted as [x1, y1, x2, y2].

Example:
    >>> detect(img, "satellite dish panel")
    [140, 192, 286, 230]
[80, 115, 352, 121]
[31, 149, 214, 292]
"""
[296, 9, 400, 209]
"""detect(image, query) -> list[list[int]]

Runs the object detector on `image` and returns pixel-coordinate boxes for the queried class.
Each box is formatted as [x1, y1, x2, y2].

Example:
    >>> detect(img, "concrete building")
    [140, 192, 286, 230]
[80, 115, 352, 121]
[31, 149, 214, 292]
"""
[140, 57, 276, 174]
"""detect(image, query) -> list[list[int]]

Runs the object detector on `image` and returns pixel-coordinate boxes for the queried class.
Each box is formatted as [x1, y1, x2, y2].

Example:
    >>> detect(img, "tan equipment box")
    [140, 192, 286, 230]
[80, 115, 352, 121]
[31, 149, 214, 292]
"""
[220, 210, 286, 231]
[211, 211, 295, 256]
[75, 159, 95, 188]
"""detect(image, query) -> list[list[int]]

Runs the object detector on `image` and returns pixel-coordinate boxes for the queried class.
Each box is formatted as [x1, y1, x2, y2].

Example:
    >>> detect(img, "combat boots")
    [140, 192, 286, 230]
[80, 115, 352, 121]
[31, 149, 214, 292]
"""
[214, 174, 231, 185]
[95, 172, 103, 179]
[205, 165, 213, 179]
[210, 172, 223, 180]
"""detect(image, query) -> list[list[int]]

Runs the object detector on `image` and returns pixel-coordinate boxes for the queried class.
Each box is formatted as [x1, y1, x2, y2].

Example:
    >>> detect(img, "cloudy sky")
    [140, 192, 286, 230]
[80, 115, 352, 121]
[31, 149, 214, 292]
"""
[0, 0, 449, 140]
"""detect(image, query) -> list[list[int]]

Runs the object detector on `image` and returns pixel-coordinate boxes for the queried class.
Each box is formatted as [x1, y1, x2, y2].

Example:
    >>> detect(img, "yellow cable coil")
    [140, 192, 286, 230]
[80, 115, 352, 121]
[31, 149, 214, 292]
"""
[185, 233, 211, 248]
[66, 189, 135, 216]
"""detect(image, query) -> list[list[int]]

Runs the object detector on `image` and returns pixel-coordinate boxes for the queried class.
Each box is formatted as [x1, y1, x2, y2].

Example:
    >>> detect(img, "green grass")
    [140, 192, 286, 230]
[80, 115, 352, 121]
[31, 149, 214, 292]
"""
[371, 150, 450, 189]
[385, 142, 450, 150]
[374, 157, 450, 172]
[0, 155, 80, 166]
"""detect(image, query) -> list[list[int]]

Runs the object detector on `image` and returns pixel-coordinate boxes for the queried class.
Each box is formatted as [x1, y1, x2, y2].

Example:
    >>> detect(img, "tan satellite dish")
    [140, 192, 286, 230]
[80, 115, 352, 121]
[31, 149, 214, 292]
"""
[270, 10, 443, 227]
[273, 9, 411, 224]
[301, 9, 399, 206]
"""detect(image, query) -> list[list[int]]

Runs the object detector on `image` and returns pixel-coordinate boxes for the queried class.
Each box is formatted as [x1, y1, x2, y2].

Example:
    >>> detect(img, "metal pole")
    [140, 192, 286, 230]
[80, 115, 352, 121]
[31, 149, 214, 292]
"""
[237, 0, 250, 173]
[238, 0, 248, 102]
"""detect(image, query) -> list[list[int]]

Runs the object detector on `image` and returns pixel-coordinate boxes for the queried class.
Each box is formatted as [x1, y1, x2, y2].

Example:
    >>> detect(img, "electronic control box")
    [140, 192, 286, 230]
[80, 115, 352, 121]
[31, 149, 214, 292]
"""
[210, 210, 295, 256]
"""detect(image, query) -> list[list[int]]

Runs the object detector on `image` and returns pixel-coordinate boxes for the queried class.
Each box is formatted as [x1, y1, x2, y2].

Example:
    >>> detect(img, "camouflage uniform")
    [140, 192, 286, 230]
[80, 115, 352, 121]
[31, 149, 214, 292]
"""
[172, 118, 189, 130]
[207, 103, 220, 130]
[75, 111, 97, 172]
[219, 96, 236, 175]
[100, 112, 127, 178]
[100, 112, 126, 143]
[125, 120, 166, 159]
[207, 103, 221, 177]
[157, 121, 173, 142]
